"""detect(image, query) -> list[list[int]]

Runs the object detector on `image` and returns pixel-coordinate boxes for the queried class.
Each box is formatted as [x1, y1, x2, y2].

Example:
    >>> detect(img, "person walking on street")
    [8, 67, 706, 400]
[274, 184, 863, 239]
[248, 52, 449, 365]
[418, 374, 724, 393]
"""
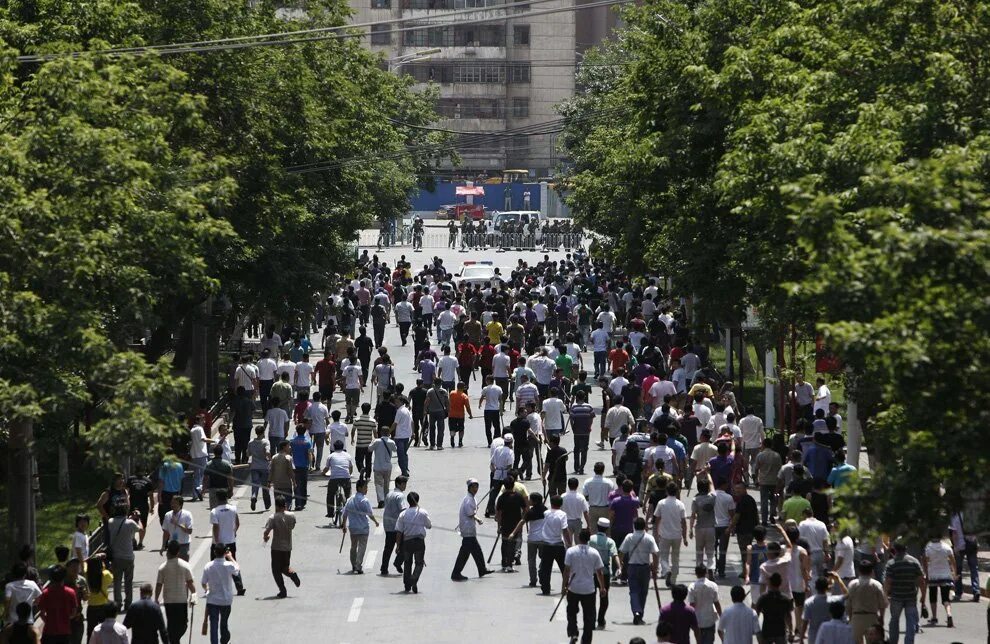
[341, 479, 379, 574]
[369, 427, 397, 507]
[588, 518, 620, 629]
[107, 508, 142, 609]
[688, 565, 722, 644]
[495, 475, 528, 573]
[448, 382, 473, 448]
[201, 545, 239, 644]
[351, 404, 377, 480]
[123, 583, 168, 644]
[948, 511, 981, 602]
[921, 532, 956, 628]
[263, 495, 300, 598]
[209, 490, 245, 596]
[540, 495, 573, 596]
[269, 441, 295, 510]
[583, 462, 617, 532]
[289, 426, 313, 511]
[322, 440, 354, 525]
[380, 476, 408, 577]
[619, 516, 660, 625]
[717, 586, 760, 644]
[425, 380, 449, 451]
[451, 479, 493, 581]
[884, 541, 924, 644]
[396, 492, 432, 593]
[487, 434, 514, 516]
[155, 541, 196, 644]
[36, 565, 77, 644]
[247, 427, 272, 512]
[89, 601, 127, 644]
[846, 560, 887, 643]
[204, 444, 234, 510]
[390, 396, 413, 477]
[563, 529, 606, 644]
[653, 482, 688, 588]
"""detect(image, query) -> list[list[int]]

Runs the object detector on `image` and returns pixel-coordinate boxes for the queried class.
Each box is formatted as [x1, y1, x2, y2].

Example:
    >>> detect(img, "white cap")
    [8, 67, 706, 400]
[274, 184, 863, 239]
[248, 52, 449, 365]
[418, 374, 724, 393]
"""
[503, 434, 514, 443]
[467, 478, 479, 487]
[597, 518, 610, 529]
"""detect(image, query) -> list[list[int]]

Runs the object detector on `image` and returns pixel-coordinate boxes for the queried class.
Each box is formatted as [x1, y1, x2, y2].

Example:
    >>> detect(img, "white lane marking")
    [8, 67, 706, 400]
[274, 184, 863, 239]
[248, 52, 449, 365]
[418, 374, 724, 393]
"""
[364, 550, 378, 569]
[374, 524, 384, 536]
[347, 597, 364, 622]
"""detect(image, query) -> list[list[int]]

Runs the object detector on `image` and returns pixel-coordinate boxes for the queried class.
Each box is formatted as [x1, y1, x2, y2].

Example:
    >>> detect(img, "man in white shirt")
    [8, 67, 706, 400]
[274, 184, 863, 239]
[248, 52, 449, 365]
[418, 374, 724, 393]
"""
[541, 389, 567, 437]
[596, 308, 616, 334]
[394, 299, 414, 346]
[604, 402, 635, 443]
[717, 585, 760, 644]
[256, 349, 278, 412]
[201, 545, 240, 643]
[813, 601, 854, 644]
[293, 355, 314, 395]
[264, 405, 289, 455]
[491, 348, 512, 410]
[209, 490, 245, 595]
[486, 434, 515, 517]
[618, 517, 660, 625]
[189, 419, 211, 501]
[160, 496, 194, 559]
[813, 377, 831, 415]
[390, 396, 413, 477]
[451, 479, 493, 580]
[738, 411, 765, 485]
[798, 508, 830, 582]
[563, 530, 606, 644]
[321, 440, 354, 525]
[590, 322, 610, 378]
[561, 478, 591, 537]
[436, 308, 457, 347]
[305, 393, 330, 469]
[529, 350, 556, 398]
[582, 462, 617, 531]
[688, 563, 723, 643]
[539, 495, 572, 595]
[437, 346, 459, 392]
[341, 362, 363, 423]
[670, 360, 687, 394]
[713, 483, 736, 579]
[276, 356, 296, 387]
[652, 483, 688, 587]
[478, 376, 504, 447]
[233, 355, 258, 398]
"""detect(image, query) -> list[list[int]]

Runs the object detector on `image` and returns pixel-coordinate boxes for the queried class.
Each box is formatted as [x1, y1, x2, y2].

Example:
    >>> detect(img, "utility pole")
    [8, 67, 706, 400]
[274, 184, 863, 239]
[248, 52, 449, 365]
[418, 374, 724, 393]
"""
[7, 417, 36, 564]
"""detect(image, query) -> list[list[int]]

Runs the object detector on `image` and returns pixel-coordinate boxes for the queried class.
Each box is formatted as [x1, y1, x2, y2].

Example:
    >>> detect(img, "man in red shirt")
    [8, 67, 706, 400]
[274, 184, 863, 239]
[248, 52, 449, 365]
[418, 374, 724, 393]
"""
[314, 354, 337, 403]
[608, 341, 630, 376]
[37, 565, 77, 643]
[479, 339, 496, 383]
[457, 341, 477, 387]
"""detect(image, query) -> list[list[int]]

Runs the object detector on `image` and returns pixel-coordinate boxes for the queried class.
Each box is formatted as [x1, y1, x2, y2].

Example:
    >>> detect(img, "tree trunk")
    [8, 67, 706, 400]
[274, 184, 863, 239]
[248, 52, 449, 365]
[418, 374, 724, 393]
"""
[7, 418, 36, 564]
[57, 444, 70, 492]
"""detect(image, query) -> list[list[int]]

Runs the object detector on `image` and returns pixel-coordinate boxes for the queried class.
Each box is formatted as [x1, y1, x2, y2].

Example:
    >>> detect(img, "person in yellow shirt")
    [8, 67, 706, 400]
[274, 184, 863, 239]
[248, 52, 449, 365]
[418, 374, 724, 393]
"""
[486, 314, 504, 344]
[85, 556, 113, 641]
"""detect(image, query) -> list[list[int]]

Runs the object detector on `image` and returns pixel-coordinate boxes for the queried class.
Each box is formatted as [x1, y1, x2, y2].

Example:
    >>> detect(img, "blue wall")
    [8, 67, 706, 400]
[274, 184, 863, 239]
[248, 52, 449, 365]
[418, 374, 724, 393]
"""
[410, 182, 542, 212]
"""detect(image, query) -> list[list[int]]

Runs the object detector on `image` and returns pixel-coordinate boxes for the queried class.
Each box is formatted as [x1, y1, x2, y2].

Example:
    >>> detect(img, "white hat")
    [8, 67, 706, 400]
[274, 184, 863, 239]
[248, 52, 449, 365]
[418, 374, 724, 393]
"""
[503, 434, 514, 443]
[597, 518, 610, 529]
[467, 478, 480, 487]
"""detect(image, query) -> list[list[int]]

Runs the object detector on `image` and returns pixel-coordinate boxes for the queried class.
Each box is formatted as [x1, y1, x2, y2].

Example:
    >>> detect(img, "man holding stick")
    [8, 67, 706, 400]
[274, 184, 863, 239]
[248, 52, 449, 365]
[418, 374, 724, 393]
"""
[563, 529, 606, 644]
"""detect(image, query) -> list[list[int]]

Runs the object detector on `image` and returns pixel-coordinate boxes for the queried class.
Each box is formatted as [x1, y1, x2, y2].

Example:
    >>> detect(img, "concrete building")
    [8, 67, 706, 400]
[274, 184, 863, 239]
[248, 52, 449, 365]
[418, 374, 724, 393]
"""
[347, 0, 614, 177]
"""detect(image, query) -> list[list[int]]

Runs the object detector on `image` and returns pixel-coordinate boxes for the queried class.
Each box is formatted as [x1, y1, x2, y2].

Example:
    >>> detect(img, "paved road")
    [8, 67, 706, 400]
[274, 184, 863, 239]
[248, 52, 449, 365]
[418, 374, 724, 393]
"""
[127, 239, 987, 644]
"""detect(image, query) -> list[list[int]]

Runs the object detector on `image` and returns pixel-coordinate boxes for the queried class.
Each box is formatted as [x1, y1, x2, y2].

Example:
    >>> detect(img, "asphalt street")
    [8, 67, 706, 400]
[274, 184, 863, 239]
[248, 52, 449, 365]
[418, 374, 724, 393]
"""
[126, 239, 986, 644]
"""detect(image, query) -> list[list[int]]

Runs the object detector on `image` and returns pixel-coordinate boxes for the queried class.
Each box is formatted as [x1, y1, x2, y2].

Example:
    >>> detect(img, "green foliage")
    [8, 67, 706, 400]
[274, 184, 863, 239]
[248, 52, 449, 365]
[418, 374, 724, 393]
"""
[561, 0, 990, 536]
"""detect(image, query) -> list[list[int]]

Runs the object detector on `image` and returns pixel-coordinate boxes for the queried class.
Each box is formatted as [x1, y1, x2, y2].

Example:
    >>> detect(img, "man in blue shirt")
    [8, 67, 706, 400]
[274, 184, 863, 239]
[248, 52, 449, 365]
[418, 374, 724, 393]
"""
[289, 426, 313, 510]
[825, 449, 857, 488]
[156, 454, 186, 524]
[802, 434, 834, 482]
[341, 480, 379, 574]
[707, 442, 734, 489]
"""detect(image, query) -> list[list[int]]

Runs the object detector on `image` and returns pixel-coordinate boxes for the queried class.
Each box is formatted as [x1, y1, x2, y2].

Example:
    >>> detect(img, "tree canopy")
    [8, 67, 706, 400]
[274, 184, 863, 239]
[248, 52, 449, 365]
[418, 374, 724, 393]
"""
[560, 0, 990, 536]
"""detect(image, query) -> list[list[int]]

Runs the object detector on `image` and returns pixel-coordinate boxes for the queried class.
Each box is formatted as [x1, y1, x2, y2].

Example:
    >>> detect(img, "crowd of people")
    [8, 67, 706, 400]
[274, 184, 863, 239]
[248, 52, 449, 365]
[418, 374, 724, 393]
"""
[3, 249, 986, 644]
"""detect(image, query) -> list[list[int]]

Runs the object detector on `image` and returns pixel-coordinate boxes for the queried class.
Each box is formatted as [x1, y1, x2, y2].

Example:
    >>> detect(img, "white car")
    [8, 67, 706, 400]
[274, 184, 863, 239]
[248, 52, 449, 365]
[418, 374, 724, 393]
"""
[453, 261, 505, 288]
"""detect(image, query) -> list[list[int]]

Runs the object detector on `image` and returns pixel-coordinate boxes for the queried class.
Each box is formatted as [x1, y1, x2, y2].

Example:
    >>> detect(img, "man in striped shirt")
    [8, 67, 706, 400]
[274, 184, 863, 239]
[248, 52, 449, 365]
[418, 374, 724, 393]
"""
[569, 392, 596, 475]
[351, 403, 377, 480]
[515, 374, 540, 412]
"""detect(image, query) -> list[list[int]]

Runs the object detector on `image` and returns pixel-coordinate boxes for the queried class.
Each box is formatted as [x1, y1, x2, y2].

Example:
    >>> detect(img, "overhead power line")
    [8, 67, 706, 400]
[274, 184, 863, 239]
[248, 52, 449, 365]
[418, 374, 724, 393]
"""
[16, 0, 635, 63]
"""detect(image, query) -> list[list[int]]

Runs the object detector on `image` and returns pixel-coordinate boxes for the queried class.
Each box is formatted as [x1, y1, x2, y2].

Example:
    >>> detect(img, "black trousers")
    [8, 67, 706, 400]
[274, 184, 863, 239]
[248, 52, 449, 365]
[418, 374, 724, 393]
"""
[382, 530, 403, 574]
[452, 536, 486, 576]
[327, 478, 351, 518]
[573, 434, 590, 473]
[354, 447, 371, 479]
[539, 543, 567, 593]
[402, 537, 426, 589]
[566, 591, 597, 644]
[500, 534, 518, 568]
[398, 321, 411, 345]
[485, 479, 506, 515]
[164, 603, 188, 644]
[597, 575, 611, 624]
[514, 445, 533, 478]
[373, 323, 385, 347]
[271, 549, 294, 594]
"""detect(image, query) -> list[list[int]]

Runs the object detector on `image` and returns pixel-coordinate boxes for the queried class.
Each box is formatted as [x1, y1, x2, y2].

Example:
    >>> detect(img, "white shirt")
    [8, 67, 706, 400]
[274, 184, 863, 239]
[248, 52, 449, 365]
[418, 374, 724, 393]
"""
[530, 356, 556, 384]
[201, 558, 240, 606]
[798, 517, 829, 554]
[265, 407, 289, 438]
[326, 451, 353, 479]
[256, 357, 278, 381]
[392, 406, 413, 440]
[671, 367, 687, 393]
[590, 328, 610, 352]
[492, 352, 511, 378]
[923, 540, 954, 580]
[4, 580, 41, 620]
[688, 577, 721, 628]
[596, 311, 616, 333]
[458, 494, 479, 538]
[541, 397, 566, 430]
[561, 491, 589, 521]
[210, 503, 239, 544]
[438, 355, 459, 381]
[294, 361, 314, 388]
[276, 360, 296, 383]
[419, 294, 434, 314]
[394, 300, 413, 322]
[481, 385, 502, 411]
[437, 310, 457, 330]
[813, 385, 831, 414]
[653, 497, 687, 540]
[233, 363, 258, 390]
[342, 365, 362, 389]
[718, 602, 760, 644]
[834, 536, 855, 578]
[619, 531, 660, 565]
[649, 445, 677, 475]
[491, 445, 514, 480]
[564, 544, 604, 595]
[90, 619, 128, 644]
[604, 405, 635, 438]
[648, 379, 677, 404]
[189, 425, 208, 459]
[162, 509, 194, 545]
[328, 421, 348, 448]
[72, 530, 89, 560]
[607, 376, 629, 398]
[306, 403, 329, 434]
[693, 403, 713, 434]
[541, 509, 569, 545]
[396, 507, 432, 538]
[814, 619, 853, 644]
[713, 490, 736, 527]
[739, 415, 765, 449]
[582, 475, 616, 507]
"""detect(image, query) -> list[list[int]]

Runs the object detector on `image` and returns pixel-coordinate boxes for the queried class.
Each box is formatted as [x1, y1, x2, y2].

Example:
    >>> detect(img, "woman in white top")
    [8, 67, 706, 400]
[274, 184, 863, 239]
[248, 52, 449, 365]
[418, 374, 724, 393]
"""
[922, 535, 956, 627]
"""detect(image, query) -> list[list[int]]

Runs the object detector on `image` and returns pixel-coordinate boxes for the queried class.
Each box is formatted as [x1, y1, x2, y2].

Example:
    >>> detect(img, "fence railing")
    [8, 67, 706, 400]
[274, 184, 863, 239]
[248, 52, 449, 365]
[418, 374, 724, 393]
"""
[358, 230, 586, 251]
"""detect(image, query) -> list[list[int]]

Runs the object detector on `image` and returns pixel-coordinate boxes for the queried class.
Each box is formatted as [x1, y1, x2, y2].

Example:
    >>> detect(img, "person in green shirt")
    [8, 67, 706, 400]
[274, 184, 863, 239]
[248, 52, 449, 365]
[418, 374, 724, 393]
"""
[780, 488, 812, 523]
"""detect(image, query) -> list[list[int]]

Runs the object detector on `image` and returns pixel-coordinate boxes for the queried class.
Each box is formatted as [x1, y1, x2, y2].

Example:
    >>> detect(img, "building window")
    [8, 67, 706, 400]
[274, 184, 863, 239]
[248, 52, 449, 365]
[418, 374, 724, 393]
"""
[513, 25, 530, 45]
[370, 24, 391, 45]
[508, 62, 530, 83]
[512, 97, 529, 118]
[438, 98, 505, 118]
[371, 0, 391, 7]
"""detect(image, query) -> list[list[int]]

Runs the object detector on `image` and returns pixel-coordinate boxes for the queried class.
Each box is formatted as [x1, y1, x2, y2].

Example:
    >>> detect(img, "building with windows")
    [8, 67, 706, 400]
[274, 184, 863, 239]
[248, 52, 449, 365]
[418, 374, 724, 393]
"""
[347, 0, 612, 177]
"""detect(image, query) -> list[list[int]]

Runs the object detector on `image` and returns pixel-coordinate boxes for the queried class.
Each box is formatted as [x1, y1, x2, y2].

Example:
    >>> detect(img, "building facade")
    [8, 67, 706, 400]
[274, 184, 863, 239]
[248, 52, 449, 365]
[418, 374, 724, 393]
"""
[348, 0, 597, 177]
